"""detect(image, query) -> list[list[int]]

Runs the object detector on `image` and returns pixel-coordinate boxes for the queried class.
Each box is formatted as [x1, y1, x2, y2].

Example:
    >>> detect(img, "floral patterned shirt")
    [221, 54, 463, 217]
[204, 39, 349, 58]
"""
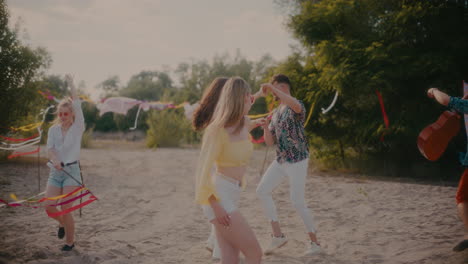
[448, 96, 468, 166]
[268, 100, 309, 164]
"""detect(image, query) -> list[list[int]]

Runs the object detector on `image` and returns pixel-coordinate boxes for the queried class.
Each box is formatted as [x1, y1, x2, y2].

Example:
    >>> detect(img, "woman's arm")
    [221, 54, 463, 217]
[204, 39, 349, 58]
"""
[262, 119, 275, 146]
[252, 88, 266, 102]
[66, 74, 85, 131]
[208, 195, 231, 226]
[262, 83, 302, 113]
[48, 149, 62, 170]
[248, 117, 268, 132]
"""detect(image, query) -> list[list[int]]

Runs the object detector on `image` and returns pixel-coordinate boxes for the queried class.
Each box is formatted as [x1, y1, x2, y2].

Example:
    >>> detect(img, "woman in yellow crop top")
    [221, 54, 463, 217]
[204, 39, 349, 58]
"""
[195, 77, 266, 264]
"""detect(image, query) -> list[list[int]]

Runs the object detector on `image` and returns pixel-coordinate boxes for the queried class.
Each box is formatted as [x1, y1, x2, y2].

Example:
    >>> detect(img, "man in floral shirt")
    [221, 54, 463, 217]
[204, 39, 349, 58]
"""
[427, 87, 468, 252]
[256, 74, 321, 256]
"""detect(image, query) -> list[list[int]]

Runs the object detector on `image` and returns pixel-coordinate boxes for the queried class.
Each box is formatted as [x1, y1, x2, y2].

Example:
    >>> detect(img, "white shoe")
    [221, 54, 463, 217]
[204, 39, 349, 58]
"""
[212, 241, 221, 260]
[303, 242, 321, 256]
[264, 234, 288, 255]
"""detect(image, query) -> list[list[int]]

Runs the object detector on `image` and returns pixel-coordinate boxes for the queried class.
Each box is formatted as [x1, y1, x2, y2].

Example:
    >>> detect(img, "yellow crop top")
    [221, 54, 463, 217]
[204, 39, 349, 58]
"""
[195, 126, 253, 205]
[216, 132, 253, 167]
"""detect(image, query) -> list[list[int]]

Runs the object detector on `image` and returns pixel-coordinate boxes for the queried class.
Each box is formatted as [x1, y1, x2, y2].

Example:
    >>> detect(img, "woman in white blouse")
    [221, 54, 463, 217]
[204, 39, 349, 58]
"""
[45, 74, 85, 251]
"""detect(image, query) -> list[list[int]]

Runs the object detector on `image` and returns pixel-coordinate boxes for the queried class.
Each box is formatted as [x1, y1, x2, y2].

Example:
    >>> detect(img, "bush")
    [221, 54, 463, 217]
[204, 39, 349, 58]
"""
[146, 109, 197, 148]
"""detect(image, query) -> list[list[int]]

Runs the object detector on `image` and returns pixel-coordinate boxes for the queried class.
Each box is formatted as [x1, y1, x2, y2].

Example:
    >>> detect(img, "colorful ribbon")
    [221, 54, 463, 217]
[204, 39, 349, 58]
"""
[37, 186, 85, 202]
[46, 195, 97, 218]
[1, 191, 91, 209]
[1, 105, 54, 157]
[8, 122, 43, 132]
[1, 186, 96, 217]
[251, 135, 265, 144]
[0, 133, 39, 142]
[376, 89, 390, 141]
[321, 91, 339, 114]
[248, 113, 270, 119]
[8, 147, 40, 159]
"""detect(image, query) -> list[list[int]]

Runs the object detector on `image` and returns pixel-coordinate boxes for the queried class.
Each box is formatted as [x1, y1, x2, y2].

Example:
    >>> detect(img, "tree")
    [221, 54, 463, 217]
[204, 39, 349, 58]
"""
[276, 0, 468, 174]
[0, 0, 51, 135]
[97, 75, 120, 98]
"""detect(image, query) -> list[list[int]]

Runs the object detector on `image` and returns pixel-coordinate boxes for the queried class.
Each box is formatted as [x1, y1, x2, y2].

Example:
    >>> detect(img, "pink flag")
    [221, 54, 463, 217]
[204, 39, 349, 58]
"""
[96, 97, 141, 116]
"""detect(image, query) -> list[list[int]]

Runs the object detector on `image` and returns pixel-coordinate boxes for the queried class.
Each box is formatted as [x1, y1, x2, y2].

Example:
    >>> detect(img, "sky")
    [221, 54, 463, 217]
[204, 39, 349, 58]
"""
[7, 0, 296, 98]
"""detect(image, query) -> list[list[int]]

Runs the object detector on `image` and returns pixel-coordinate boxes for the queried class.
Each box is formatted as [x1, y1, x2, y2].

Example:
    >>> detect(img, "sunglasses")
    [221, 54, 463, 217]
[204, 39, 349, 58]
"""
[59, 112, 69, 117]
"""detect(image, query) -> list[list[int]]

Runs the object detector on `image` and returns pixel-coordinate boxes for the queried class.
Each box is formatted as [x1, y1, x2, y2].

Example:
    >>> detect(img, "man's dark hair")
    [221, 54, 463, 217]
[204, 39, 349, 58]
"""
[270, 74, 292, 91]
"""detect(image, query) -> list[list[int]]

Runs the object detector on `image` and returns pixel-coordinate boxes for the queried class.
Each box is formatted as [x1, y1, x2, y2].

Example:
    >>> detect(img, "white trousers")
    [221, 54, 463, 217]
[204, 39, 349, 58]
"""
[256, 158, 316, 233]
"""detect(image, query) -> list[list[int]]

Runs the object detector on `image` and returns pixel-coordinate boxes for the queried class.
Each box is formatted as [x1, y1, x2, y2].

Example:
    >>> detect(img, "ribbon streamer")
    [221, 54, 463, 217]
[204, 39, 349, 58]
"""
[8, 147, 40, 159]
[1, 191, 91, 209]
[0, 139, 40, 151]
[9, 122, 43, 132]
[321, 91, 339, 114]
[0, 133, 39, 142]
[46, 195, 97, 218]
[1, 136, 40, 147]
[129, 105, 143, 130]
[375, 89, 390, 141]
[251, 135, 265, 144]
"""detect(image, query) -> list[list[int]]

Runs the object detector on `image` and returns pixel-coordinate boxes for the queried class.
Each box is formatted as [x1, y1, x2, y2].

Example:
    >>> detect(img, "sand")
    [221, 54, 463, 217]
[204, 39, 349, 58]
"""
[1, 142, 467, 264]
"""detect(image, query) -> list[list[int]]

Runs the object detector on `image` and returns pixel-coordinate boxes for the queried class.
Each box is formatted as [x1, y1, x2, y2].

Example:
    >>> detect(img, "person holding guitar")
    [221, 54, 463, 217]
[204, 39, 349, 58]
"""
[427, 87, 468, 252]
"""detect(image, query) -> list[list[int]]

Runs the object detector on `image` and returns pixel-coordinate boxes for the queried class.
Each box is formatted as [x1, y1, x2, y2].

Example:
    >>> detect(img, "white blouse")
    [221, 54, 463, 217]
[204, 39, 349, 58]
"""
[46, 99, 85, 164]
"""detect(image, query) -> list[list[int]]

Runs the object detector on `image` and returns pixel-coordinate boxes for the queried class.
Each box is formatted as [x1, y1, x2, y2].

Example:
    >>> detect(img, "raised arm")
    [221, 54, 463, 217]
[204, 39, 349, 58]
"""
[262, 83, 302, 113]
[66, 74, 85, 130]
[252, 87, 266, 102]
[427, 88, 450, 106]
[428, 87, 468, 114]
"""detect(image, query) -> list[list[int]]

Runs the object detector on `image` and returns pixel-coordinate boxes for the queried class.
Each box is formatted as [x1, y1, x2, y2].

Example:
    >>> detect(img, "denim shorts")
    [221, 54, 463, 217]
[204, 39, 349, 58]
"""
[47, 163, 82, 188]
[202, 174, 241, 221]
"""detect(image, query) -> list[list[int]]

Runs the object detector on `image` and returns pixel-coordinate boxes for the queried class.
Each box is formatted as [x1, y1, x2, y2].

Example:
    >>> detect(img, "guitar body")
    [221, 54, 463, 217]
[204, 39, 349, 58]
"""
[418, 111, 461, 161]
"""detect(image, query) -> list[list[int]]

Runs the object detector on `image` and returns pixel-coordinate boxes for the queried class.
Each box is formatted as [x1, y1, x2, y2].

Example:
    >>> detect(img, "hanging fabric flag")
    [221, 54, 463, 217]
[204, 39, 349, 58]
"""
[96, 97, 140, 116]
[183, 103, 200, 120]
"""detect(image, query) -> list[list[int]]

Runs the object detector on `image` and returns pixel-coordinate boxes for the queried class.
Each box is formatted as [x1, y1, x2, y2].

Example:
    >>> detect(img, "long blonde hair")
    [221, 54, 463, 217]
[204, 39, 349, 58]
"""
[52, 97, 75, 126]
[207, 77, 251, 134]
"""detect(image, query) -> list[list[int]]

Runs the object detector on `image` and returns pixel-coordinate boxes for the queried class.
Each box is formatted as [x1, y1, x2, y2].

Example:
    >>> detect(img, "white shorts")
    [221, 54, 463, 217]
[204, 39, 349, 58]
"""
[202, 174, 241, 221]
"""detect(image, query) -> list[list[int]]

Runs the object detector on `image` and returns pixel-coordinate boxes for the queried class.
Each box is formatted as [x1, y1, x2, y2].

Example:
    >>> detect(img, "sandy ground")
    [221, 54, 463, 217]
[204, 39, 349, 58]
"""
[1, 141, 468, 264]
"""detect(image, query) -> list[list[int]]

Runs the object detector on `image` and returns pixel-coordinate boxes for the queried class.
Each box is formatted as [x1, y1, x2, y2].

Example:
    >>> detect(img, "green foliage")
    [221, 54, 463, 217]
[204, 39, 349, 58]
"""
[120, 71, 172, 101]
[89, 52, 275, 142]
[0, 0, 51, 135]
[276, 0, 468, 175]
[146, 109, 197, 148]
